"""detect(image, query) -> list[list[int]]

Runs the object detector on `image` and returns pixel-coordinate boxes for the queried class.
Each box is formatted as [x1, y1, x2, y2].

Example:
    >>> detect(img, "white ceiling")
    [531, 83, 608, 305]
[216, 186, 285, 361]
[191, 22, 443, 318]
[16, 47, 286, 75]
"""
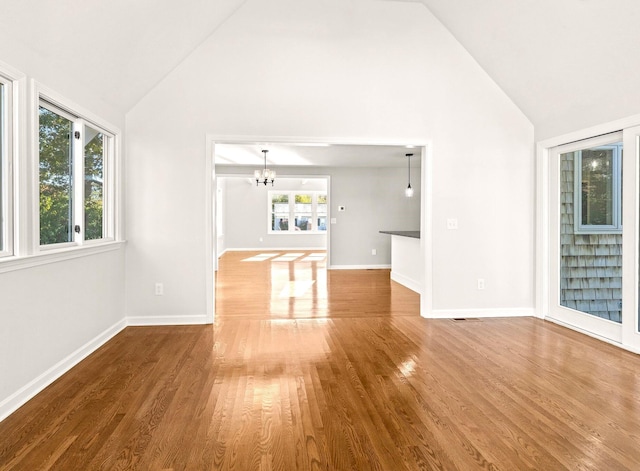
[0, 0, 247, 112]
[418, 0, 640, 138]
[215, 143, 421, 168]
[3, 0, 639, 138]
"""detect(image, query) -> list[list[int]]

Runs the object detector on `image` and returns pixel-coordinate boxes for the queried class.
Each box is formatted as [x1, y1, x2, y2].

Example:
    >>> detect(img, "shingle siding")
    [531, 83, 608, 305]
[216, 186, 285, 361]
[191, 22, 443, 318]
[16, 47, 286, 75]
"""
[559, 153, 622, 322]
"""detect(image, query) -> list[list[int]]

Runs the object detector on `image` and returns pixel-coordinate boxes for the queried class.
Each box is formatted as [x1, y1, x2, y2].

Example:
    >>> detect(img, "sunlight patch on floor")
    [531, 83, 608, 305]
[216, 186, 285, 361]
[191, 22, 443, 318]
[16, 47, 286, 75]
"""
[279, 280, 316, 298]
[300, 254, 326, 262]
[242, 253, 279, 262]
[272, 253, 305, 262]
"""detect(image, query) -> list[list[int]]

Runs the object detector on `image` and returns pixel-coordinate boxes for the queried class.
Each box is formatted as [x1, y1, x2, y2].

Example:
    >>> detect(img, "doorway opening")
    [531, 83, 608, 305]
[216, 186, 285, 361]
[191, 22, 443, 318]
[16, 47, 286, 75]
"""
[207, 139, 428, 323]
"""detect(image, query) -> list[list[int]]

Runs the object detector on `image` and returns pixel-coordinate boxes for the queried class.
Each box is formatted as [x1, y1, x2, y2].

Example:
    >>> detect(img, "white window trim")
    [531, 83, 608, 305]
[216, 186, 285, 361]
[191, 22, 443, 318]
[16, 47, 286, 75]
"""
[573, 142, 623, 234]
[35, 83, 119, 253]
[0, 240, 124, 274]
[0, 73, 13, 258]
[0, 76, 124, 273]
[0, 61, 24, 259]
[268, 190, 328, 234]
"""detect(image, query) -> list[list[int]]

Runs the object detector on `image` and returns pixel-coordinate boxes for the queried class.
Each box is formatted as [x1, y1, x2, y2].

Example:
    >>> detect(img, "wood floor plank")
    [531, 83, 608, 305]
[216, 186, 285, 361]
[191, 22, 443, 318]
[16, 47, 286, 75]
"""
[2, 251, 640, 470]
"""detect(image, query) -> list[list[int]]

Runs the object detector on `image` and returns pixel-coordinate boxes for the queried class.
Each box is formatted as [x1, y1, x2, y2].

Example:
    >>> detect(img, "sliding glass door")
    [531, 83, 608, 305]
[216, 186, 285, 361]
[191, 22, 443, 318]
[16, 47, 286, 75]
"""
[621, 126, 640, 350]
[548, 125, 640, 350]
[549, 133, 624, 341]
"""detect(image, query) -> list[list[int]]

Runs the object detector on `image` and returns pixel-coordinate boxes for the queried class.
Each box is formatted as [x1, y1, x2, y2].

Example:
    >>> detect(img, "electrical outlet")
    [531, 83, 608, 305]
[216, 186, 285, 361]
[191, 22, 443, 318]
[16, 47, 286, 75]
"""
[447, 218, 458, 230]
[477, 278, 485, 290]
[155, 283, 164, 296]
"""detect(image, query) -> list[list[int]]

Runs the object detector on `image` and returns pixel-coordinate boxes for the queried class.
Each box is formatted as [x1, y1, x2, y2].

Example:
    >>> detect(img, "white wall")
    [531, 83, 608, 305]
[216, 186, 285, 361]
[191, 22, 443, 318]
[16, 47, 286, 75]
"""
[0, 46, 126, 419]
[0, 35, 122, 129]
[125, 0, 534, 320]
[219, 176, 327, 252]
[327, 166, 420, 267]
[0, 250, 125, 417]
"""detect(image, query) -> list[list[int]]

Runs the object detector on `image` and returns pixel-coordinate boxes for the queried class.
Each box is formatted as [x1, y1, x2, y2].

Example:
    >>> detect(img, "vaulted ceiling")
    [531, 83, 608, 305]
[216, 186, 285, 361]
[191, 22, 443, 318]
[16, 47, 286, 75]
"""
[418, 0, 640, 139]
[0, 0, 247, 112]
[1, 0, 639, 139]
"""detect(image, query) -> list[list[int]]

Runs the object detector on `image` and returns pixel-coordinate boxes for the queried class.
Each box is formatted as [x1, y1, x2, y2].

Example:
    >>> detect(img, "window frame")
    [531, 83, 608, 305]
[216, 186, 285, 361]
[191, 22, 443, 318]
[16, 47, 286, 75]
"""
[573, 143, 623, 234]
[35, 87, 118, 253]
[0, 72, 123, 274]
[0, 72, 14, 258]
[268, 190, 328, 234]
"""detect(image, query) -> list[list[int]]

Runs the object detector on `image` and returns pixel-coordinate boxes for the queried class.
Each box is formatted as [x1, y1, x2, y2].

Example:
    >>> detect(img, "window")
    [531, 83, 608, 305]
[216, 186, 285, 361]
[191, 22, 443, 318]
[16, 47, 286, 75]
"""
[84, 124, 106, 241]
[269, 191, 327, 233]
[317, 194, 327, 231]
[39, 99, 113, 247]
[271, 194, 289, 231]
[0, 74, 13, 257]
[294, 194, 313, 231]
[574, 143, 622, 233]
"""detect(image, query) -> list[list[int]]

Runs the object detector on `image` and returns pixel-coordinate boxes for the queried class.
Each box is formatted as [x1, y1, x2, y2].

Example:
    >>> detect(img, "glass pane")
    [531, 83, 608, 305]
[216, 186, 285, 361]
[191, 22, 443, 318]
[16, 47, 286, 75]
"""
[295, 214, 312, 231]
[560, 149, 622, 323]
[317, 193, 327, 231]
[84, 126, 104, 240]
[271, 194, 289, 231]
[294, 194, 312, 231]
[581, 148, 614, 226]
[39, 105, 73, 245]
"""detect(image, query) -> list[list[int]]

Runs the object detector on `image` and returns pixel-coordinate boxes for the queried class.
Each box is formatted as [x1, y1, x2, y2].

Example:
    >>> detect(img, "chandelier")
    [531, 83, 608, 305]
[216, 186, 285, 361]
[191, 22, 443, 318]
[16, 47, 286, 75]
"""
[254, 149, 276, 186]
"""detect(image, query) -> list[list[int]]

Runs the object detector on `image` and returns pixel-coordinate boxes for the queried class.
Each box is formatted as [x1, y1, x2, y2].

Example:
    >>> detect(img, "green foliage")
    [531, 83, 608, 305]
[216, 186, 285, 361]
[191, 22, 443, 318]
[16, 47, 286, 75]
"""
[84, 131, 104, 240]
[39, 107, 72, 245]
[39, 107, 104, 244]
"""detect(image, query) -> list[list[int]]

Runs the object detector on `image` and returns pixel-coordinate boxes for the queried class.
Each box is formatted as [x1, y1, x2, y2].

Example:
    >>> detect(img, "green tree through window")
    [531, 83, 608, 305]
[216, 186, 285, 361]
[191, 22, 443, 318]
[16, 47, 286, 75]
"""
[39, 106, 73, 245]
[84, 127, 104, 240]
[39, 104, 108, 245]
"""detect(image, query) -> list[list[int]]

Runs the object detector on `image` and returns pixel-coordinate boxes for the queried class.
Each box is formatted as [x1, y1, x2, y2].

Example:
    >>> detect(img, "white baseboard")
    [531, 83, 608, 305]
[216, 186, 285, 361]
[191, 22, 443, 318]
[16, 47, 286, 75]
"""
[126, 315, 210, 326]
[329, 264, 391, 270]
[390, 271, 422, 294]
[0, 318, 127, 423]
[225, 247, 327, 252]
[0, 313, 212, 424]
[426, 307, 535, 319]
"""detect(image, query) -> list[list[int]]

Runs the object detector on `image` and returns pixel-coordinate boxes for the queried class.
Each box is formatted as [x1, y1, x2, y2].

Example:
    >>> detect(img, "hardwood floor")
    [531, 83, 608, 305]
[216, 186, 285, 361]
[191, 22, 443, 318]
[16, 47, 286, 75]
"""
[1, 251, 640, 470]
[215, 250, 419, 319]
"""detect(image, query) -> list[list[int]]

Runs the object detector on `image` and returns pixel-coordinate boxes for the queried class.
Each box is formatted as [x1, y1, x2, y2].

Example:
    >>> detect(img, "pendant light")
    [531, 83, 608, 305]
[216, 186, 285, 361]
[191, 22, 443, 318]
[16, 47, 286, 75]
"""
[254, 149, 276, 186]
[405, 153, 414, 197]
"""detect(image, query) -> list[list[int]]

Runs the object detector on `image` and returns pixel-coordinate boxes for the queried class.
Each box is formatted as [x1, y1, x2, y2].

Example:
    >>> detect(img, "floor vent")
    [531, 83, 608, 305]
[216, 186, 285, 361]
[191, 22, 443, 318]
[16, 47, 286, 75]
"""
[452, 318, 481, 322]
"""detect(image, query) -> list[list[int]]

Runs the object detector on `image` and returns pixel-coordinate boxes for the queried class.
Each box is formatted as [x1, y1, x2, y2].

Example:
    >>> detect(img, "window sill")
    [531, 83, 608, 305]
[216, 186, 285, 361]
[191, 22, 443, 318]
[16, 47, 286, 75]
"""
[0, 240, 126, 274]
[267, 231, 328, 235]
[574, 230, 623, 235]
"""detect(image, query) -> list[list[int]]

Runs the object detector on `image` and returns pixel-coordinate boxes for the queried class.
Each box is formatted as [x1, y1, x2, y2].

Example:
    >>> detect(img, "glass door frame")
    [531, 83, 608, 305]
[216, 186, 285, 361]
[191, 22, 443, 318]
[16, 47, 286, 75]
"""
[548, 132, 623, 343]
[621, 126, 640, 350]
[538, 121, 640, 353]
